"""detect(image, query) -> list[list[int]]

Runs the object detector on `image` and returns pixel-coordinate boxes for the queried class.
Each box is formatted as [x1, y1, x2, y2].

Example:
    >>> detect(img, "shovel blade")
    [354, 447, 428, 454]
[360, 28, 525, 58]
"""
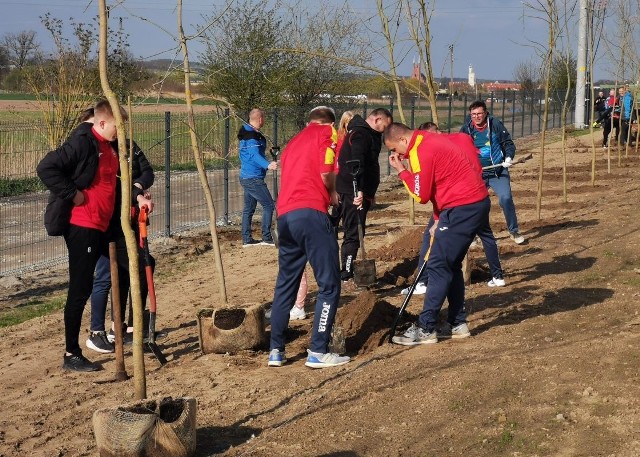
[147, 342, 168, 365]
[353, 259, 376, 286]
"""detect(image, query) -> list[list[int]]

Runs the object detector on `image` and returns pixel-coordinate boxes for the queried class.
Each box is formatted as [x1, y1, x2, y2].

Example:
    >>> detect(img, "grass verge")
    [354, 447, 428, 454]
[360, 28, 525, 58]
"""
[0, 296, 65, 328]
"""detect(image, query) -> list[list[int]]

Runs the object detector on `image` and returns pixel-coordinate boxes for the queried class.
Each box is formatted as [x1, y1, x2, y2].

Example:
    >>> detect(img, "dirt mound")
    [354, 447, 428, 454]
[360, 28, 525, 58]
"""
[335, 290, 410, 355]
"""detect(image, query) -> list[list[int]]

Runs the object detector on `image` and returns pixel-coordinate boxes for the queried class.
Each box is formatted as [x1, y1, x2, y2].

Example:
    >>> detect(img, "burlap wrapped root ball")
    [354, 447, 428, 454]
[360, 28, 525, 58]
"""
[93, 396, 196, 457]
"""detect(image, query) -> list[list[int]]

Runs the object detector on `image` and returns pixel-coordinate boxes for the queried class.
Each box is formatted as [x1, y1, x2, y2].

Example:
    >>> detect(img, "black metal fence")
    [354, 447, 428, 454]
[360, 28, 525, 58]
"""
[0, 90, 573, 276]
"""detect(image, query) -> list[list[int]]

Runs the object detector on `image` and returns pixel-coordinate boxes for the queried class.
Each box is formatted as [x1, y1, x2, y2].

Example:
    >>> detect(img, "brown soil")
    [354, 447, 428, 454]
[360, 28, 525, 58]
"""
[2, 131, 640, 456]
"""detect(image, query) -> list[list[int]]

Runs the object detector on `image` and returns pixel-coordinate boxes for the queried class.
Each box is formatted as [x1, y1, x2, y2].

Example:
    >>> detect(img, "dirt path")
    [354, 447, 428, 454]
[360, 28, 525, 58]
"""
[2, 130, 640, 456]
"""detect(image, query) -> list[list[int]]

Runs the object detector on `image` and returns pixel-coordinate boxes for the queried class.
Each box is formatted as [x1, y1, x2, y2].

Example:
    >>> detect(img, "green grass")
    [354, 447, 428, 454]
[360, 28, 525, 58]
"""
[0, 296, 65, 328]
[0, 177, 46, 197]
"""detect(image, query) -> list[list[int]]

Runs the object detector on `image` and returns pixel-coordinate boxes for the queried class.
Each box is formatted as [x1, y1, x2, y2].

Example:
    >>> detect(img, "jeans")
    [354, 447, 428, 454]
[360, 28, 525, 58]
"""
[270, 209, 340, 353]
[484, 169, 519, 234]
[240, 177, 275, 243]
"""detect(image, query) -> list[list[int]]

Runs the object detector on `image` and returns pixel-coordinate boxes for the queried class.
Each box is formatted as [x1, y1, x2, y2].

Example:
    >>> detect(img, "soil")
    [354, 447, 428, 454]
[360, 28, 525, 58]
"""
[2, 131, 640, 456]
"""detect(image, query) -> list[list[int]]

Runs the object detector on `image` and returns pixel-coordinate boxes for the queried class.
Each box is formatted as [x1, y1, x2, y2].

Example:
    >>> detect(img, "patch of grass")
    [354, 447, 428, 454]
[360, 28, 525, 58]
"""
[603, 250, 616, 257]
[0, 177, 46, 197]
[0, 296, 65, 328]
[621, 277, 640, 287]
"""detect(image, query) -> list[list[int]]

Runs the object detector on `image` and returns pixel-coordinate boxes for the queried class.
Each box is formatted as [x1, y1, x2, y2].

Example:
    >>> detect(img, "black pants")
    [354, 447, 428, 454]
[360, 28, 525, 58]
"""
[63, 224, 109, 355]
[339, 193, 372, 277]
[603, 118, 619, 146]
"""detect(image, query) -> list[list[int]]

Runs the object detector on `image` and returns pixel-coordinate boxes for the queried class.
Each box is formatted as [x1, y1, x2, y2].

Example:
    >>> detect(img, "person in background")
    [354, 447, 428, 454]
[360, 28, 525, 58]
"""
[238, 108, 277, 247]
[268, 106, 349, 369]
[602, 89, 619, 148]
[400, 121, 505, 296]
[37, 100, 123, 372]
[593, 91, 607, 127]
[335, 108, 393, 282]
[73, 108, 156, 353]
[460, 100, 525, 245]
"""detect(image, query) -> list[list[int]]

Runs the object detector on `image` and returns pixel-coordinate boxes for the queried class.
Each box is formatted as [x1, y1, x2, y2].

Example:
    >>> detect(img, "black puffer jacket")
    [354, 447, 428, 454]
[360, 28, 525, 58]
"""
[36, 123, 154, 236]
[335, 114, 382, 198]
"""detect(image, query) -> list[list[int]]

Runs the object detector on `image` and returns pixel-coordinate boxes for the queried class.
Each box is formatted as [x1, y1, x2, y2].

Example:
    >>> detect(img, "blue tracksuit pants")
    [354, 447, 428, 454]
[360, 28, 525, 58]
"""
[270, 208, 341, 353]
[418, 197, 491, 332]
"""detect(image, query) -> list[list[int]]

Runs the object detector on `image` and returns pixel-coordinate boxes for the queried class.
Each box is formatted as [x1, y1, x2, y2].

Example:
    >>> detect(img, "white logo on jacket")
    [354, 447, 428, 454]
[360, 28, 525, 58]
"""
[414, 175, 420, 195]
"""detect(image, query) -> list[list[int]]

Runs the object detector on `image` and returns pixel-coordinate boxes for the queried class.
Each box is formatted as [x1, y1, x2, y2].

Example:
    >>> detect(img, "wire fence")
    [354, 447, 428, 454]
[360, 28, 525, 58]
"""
[0, 90, 574, 276]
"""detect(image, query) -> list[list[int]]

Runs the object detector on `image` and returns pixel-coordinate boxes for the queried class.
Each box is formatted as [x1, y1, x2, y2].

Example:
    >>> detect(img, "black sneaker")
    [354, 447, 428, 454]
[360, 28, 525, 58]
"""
[340, 270, 353, 281]
[62, 352, 100, 372]
[243, 239, 262, 247]
[86, 331, 115, 354]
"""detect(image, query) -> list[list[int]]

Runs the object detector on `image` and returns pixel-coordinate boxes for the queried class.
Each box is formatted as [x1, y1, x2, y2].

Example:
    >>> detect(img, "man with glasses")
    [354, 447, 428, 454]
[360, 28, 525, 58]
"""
[460, 100, 525, 244]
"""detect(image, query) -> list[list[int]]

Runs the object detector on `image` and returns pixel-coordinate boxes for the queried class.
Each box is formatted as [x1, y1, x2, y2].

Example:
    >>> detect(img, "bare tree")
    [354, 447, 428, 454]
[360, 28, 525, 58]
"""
[22, 15, 98, 148]
[513, 59, 541, 101]
[98, 0, 147, 400]
[178, 0, 229, 304]
[2, 30, 39, 70]
[404, 0, 440, 124]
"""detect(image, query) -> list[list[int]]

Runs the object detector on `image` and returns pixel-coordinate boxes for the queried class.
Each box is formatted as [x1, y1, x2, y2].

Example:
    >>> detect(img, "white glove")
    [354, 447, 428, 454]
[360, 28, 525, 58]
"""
[502, 157, 513, 168]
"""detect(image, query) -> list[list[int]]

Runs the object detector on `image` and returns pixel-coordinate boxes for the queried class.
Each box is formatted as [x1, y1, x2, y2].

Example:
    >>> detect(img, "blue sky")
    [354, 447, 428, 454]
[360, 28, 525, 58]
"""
[0, 0, 585, 82]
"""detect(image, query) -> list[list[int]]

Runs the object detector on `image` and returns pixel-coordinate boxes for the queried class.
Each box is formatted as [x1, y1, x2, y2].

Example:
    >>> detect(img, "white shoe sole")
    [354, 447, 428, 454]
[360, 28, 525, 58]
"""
[391, 336, 437, 346]
[451, 332, 471, 339]
[305, 360, 350, 368]
[268, 359, 286, 367]
[86, 339, 114, 354]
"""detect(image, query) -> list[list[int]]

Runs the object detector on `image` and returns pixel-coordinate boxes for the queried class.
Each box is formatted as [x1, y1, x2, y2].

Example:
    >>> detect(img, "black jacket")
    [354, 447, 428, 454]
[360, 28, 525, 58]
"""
[335, 115, 382, 198]
[36, 123, 154, 237]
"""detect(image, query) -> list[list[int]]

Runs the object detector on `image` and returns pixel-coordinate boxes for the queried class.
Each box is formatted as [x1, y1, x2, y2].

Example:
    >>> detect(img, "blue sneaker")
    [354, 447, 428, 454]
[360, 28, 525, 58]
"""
[268, 349, 286, 367]
[305, 350, 350, 368]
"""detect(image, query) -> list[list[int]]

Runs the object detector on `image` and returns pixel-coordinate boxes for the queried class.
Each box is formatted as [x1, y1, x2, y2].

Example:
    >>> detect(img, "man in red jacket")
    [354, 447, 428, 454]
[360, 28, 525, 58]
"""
[385, 122, 490, 345]
[268, 106, 350, 369]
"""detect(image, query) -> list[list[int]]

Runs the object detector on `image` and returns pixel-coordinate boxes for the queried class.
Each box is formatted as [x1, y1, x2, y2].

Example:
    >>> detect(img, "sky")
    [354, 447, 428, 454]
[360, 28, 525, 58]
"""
[0, 0, 593, 83]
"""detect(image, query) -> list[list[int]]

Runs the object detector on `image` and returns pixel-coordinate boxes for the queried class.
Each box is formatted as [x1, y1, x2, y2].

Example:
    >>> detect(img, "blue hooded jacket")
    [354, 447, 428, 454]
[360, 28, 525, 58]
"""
[238, 123, 269, 179]
[622, 90, 633, 121]
[460, 113, 516, 175]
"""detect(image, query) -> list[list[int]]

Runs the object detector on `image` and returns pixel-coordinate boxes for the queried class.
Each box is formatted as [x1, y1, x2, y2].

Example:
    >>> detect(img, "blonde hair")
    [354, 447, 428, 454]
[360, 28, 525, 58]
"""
[338, 110, 354, 136]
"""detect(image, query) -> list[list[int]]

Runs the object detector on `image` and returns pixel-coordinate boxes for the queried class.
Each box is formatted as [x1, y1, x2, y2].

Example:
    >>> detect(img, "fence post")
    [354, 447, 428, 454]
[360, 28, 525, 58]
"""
[363, 101, 368, 118]
[511, 91, 516, 136]
[410, 96, 416, 128]
[521, 95, 525, 138]
[501, 90, 506, 121]
[490, 91, 495, 113]
[529, 95, 534, 135]
[447, 95, 453, 133]
[272, 109, 279, 199]
[164, 111, 171, 237]
[222, 108, 231, 225]
[388, 97, 394, 175]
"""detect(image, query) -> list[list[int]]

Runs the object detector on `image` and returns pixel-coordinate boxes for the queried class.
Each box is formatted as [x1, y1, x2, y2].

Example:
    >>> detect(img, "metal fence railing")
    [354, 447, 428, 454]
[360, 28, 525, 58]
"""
[0, 90, 571, 276]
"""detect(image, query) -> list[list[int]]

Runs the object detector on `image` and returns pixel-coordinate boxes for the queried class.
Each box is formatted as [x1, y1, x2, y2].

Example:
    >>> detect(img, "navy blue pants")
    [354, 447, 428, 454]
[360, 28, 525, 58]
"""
[418, 197, 491, 332]
[417, 209, 503, 283]
[270, 208, 340, 353]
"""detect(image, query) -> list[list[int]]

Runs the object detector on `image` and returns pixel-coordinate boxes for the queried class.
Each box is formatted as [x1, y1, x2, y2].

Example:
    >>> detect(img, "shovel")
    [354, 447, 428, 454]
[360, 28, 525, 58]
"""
[270, 145, 280, 247]
[138, 206, 168, 365]
[481, 153, 533, 170]
[388, 234, 433, 344]
[345, 159, 376, 286]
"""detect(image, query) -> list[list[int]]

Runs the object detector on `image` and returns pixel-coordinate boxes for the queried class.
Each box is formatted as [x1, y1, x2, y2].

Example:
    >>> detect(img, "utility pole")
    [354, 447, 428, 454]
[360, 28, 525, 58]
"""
[575, 0, 588, 128]
[449, 44, 454, 95]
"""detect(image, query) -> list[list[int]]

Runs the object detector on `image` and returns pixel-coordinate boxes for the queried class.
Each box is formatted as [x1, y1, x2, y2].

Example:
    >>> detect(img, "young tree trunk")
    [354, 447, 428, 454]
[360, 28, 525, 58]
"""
[177, 0, 228, 304]
[98, 0, 147, 400]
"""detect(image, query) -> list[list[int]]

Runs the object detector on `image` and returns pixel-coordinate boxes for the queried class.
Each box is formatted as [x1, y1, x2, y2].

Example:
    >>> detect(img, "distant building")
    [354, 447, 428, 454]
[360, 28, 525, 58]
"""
[411, 61, 426, 83]
[483, 81, 521, 92]
[468, 65, 476, 88]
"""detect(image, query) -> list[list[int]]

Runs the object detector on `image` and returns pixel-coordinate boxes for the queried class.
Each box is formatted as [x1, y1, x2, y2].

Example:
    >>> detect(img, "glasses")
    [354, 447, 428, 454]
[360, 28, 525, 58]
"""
[470, 112, 486, 117]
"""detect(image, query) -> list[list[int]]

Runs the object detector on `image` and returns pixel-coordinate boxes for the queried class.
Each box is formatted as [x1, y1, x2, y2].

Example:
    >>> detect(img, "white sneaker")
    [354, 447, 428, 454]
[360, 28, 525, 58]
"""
[305, 350, 350, 368]
[509, 231, 525, 244]
[487, 277, 506, 287]
[289, 306, 306, 320]
[400, 282, 427, 296]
